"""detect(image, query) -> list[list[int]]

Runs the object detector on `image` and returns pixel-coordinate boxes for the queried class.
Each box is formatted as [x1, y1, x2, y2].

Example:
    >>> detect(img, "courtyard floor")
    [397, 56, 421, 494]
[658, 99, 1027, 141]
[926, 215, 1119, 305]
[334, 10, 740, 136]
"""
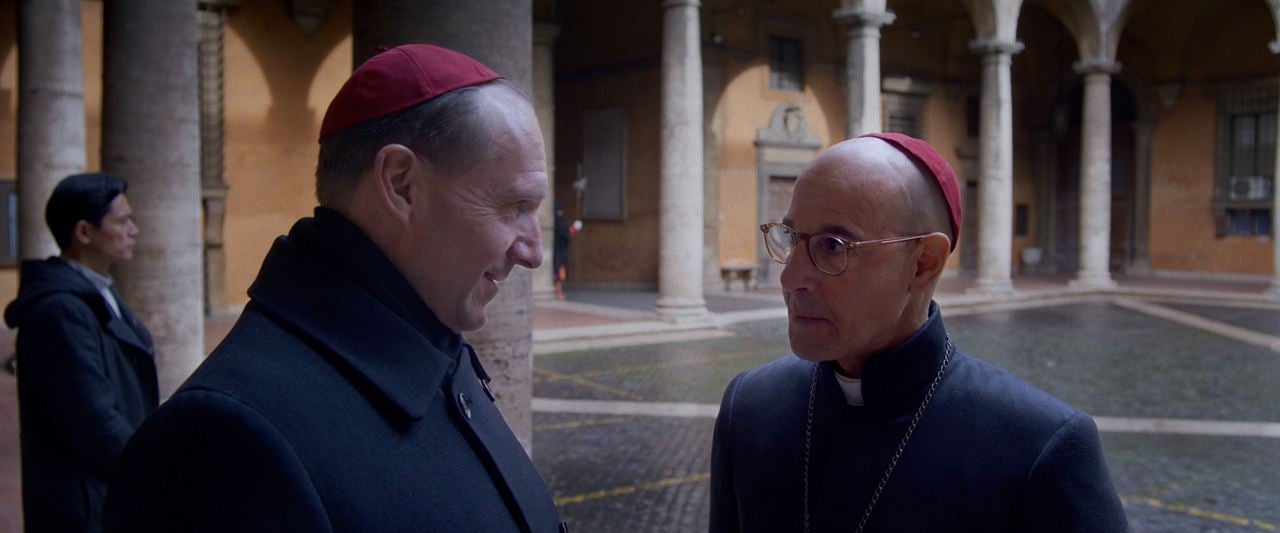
[0, 274, 1277, 531]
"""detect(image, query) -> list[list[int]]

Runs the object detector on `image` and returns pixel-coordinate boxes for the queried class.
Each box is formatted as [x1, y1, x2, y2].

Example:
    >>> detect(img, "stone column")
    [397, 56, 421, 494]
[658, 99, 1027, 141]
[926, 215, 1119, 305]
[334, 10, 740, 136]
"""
[1070, 60, 1121, 289]
[1270, 42, 1280, 298]
[833, 6, 895, 137]
[967, 39, 1023, 294]
[199, 1, 241, 316]
[103, 0, 203, 397]
[1129, 119, 1153, 274]
[354, 0, 539, 453]
[17, 0, 85, 260]
[656, 0, 708, 321]
[532, 22, 559, 302]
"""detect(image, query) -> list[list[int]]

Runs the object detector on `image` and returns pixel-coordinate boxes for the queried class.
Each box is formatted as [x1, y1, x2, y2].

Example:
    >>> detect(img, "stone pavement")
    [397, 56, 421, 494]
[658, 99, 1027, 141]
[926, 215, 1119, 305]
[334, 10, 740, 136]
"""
[0, 274, 1276, 531]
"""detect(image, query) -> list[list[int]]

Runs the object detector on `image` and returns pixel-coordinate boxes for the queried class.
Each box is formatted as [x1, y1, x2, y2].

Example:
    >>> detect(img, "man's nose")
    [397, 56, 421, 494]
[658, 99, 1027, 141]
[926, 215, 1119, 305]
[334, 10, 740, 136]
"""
[511, 220, 543, 270]
[128, 220, 139, 237]
[778, 241, 818, 293]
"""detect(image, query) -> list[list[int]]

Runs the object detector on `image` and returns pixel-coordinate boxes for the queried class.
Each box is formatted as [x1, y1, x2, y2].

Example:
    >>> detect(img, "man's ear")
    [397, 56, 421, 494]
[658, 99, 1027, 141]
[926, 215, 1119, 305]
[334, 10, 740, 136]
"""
[909, 232, 951, 291]
[370, 144, 421, 226]
[72, 220, 93, 246]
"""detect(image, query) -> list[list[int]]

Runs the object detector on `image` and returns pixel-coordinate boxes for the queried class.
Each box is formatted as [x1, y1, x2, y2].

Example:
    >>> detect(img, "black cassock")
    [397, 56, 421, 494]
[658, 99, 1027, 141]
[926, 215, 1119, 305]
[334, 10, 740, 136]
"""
[711, 303, 1129, 532]
[105, 208, 564, 532]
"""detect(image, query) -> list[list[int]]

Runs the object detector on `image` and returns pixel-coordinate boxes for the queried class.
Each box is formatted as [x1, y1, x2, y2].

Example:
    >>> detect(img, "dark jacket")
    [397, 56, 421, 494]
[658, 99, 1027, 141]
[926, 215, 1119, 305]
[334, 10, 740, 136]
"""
[103, 208, 564, 532]
[711, 303, 1128, 532]
[4, 257, 157, 533]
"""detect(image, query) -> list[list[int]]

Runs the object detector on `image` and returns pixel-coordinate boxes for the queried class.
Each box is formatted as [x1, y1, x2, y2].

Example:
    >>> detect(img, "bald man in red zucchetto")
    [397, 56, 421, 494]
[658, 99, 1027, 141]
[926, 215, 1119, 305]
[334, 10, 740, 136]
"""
[710, 133, 1129, 533]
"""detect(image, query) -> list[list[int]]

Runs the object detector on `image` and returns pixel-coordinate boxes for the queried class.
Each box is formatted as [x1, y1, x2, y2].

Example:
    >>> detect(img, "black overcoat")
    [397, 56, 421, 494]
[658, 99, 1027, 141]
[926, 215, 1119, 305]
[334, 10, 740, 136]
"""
[103, 209, 564, 532]
[4, 257, 158, 533]
[711, 303, 1129, 532]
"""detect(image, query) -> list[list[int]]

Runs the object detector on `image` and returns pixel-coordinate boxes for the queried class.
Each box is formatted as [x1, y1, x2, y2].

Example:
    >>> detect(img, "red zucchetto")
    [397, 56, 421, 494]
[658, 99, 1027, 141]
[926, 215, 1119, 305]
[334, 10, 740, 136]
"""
[318, 44, 503, 142]
[859, 132, 964, 251]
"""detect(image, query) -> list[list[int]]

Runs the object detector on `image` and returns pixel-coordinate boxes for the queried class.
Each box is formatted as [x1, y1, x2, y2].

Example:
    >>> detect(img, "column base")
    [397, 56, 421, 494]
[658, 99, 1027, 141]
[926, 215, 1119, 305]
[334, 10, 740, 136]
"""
[1068, 273, 1117, 291]
[655, 296, 709, 324]
[532, 289, 558, 303]
[966, 276, 1015, 296]
[1267, 280, 1280, 300]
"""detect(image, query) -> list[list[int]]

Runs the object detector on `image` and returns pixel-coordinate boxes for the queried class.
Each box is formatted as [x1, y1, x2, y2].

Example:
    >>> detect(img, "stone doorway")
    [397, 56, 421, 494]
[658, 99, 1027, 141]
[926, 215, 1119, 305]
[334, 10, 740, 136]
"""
[755, 102, 820, 287]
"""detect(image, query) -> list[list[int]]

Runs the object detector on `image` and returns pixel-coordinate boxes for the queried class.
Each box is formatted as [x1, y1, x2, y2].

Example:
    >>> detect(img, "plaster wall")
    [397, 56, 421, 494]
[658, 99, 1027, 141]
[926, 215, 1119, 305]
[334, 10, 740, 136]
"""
[1149, 86, 1272, 275]
[220, 1, 351, 308]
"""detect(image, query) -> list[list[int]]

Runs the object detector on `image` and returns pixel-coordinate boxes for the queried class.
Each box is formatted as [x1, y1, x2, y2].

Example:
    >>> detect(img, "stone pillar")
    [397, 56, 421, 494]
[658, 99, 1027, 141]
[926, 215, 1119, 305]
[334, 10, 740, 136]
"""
[532, 22, 559, 302]
[1129, 119, 1153, 274]
[656, 0, 708, 321]
[967, 39, 1023, 295]
[199, 1, 241, 316]
[17, 0, 85, 260]
[1070, 60, 1121, 289]
[1270, 42, 1280, 298]
[103, 0, 203, 397]
[833, 5, 894, 137]
[354, 0, 539, 453]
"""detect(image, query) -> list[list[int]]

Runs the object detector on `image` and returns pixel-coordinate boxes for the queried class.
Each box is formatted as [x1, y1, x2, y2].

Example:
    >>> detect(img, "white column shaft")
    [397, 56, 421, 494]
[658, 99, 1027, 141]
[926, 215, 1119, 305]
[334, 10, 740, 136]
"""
[17, 0, 86, 259]
[104, 0, 204, 397]
[657, 0, 707, 320]
[532, 23, 559, 301]
[1074, 71, 1116, 287]
[1271, 87, 1280, 295]
[847, 26, 883, 136]
[973, 50, 1015, 293]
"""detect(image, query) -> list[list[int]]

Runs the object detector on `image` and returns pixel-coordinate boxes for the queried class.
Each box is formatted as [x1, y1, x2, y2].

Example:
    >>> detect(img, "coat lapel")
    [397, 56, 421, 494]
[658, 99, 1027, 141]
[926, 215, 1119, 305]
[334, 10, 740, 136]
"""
[449, 347, 559, 533]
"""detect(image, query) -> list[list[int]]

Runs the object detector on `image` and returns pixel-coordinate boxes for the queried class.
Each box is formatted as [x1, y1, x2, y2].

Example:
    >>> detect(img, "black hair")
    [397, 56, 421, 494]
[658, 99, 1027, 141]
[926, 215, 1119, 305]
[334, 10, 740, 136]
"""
[45, 172, 128, 251]
[315, 79, 526, 207]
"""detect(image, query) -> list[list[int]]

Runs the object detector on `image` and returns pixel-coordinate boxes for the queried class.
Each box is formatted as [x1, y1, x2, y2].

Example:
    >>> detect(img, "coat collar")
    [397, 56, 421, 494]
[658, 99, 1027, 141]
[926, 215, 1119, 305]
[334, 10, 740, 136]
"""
[247, 209, 461, 421]
[818, 301, 950, 417]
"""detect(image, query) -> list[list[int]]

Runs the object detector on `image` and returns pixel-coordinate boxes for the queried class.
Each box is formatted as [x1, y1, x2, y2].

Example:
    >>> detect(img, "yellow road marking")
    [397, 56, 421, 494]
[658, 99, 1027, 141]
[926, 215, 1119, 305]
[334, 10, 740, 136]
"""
[1123, 495, 1278, 531]
[555, 472, 711, 507]
[532, 367, 645, 401]
[534, 416, 632, 431]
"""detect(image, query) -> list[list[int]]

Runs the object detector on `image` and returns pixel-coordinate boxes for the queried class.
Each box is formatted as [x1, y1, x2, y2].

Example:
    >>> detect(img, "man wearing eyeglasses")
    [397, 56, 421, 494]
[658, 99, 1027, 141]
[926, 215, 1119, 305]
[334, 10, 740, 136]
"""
[710, 133, 1127, 532]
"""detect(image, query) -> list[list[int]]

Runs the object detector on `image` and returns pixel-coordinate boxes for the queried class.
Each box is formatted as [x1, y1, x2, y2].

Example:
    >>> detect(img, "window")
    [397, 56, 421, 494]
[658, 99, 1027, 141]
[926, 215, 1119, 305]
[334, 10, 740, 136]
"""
[581, 107, 627, 221]
[769, 36, 803, 92]
[1214, 85, 1275, 236]
[0, 180, 16, 266]
[1014, 204, 1029, 238]
[883, 92, 926, 139]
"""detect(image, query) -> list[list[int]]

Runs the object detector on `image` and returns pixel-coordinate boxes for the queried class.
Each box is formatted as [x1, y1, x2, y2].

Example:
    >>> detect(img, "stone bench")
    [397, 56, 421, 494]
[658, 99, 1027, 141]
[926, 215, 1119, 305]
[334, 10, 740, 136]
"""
[719, 260, 757, 291]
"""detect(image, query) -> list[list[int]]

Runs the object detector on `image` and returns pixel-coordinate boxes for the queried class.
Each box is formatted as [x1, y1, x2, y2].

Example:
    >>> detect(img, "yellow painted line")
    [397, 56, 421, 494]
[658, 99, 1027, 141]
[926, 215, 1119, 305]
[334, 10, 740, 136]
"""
[1123, 495, 1278, 531]
[534, 416, 632, 431]
[532, 367, 645, 401]
[555, 472, 711, 507]
[568, 352, 749, 379]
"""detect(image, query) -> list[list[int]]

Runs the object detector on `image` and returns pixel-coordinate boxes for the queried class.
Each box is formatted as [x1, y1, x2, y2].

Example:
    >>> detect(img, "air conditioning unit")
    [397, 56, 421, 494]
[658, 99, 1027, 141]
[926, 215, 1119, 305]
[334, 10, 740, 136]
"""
[1227, 175, 1271, 201]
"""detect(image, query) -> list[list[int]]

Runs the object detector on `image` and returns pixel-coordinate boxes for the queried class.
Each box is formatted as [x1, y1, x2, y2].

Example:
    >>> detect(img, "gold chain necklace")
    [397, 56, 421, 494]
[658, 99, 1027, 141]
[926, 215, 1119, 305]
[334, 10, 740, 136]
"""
[802, 336, 954, 533]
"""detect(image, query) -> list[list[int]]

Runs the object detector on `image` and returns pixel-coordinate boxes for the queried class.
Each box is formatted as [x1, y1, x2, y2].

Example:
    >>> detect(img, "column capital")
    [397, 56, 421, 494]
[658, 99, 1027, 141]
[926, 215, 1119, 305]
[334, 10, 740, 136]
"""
[534, 22, 560, 46]
[968, 38, 1024, 56]
[662, 0, 701, 9]
[832, 7, 896, 29]
[1073, 59, 1122, 75]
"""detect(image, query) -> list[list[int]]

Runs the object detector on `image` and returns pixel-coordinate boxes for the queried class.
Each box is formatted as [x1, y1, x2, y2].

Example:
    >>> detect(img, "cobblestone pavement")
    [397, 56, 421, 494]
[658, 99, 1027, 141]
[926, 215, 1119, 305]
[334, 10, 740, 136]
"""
[532, 297, 1280, 532]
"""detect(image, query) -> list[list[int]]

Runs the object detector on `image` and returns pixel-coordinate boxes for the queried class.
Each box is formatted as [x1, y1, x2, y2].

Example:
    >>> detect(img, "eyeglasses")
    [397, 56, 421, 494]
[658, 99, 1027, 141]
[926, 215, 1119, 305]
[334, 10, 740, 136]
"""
[760, 223, 929, 276]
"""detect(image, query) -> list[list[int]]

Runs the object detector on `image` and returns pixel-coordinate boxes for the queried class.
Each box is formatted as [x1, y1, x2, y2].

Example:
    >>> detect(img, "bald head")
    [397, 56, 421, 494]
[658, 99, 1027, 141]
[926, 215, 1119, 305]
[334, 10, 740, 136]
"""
[803, 137, 953, 250]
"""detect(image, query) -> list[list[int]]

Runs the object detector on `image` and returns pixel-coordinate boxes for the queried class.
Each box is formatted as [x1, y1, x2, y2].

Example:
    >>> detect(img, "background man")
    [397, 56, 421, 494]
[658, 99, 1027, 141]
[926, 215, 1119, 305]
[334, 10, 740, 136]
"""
[103, 44, 564, 531]
[710, 133, 1128, 532]
[5, 173, 156, 532]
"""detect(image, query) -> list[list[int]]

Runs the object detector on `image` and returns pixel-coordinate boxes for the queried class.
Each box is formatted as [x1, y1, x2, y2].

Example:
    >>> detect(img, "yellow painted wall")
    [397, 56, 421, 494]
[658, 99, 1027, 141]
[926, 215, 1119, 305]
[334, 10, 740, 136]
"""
[220, 0, 351, 307]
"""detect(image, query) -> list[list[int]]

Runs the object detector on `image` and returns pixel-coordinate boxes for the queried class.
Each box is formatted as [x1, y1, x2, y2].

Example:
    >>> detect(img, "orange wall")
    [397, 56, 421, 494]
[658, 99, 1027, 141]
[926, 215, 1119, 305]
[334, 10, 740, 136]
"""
[1149, 85, 1272, 275]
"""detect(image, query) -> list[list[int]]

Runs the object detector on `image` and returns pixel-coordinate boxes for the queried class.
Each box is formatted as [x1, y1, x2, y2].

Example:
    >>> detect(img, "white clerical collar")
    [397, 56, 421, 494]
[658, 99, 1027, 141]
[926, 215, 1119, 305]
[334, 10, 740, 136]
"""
[833, 370, 864, 406]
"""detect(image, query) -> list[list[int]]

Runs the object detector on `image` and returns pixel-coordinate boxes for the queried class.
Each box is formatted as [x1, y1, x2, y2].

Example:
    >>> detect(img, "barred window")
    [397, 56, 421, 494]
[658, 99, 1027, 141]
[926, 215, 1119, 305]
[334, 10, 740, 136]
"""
[1214, 85, 1275, 236]
[769, 36, 803, 92]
